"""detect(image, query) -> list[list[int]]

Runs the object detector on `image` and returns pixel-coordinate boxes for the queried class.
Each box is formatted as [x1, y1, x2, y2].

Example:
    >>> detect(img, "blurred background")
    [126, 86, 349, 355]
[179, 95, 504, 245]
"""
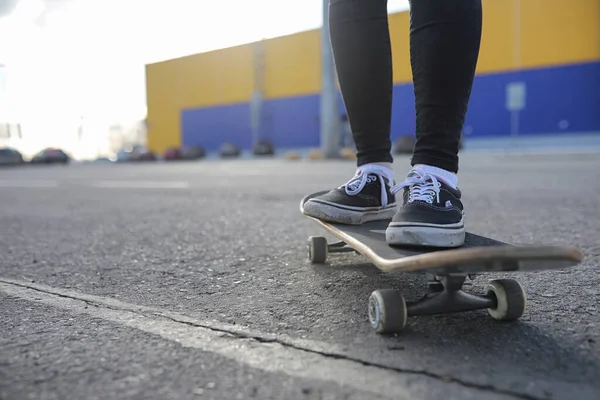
[0, 0, 599, 164]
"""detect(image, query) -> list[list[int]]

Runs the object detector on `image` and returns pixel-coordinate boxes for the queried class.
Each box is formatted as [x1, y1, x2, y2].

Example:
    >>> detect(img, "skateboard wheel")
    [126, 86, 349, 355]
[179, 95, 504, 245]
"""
[308, 236, 328, 263]
[368, 289, 407, 334]
[485, 279, 527, 321]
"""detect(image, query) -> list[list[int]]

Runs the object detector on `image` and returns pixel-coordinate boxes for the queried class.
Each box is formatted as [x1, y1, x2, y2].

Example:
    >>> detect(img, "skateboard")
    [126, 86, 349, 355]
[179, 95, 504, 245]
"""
[300, 191, 584, 334]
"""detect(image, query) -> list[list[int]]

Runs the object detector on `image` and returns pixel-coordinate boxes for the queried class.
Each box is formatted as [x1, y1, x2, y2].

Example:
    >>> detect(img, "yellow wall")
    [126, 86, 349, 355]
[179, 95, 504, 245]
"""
[477, 0, 517, 74]
[175, 44, 254, 108]
[145, 0, 600, 153]
[520, 0, 600, 68]
[263, 30, 321, 99]
[145, 60, 181, 151]
[387, 0, 600, 81]
[389, 11, 412, 83]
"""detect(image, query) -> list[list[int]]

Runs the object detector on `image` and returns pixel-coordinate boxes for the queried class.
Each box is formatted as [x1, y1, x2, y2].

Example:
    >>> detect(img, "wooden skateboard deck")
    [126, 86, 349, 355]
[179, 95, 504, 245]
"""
[299, 190, 585, 333]
[300, 190, 583, 274]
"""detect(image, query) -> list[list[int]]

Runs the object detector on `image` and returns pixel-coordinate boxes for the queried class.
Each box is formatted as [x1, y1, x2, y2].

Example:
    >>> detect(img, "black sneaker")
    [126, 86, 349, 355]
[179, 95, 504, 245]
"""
[302, 165, 397, 225]
[385, 169, 465, 247]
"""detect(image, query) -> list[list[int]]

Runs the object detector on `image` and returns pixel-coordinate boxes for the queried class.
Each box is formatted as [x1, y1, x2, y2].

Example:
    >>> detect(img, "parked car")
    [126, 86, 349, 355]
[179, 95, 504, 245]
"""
[253, 139, 275, 156]
[116, 148, 134, 162]
[219, 142, 241, 158]
[0, 147, 24, 166]
[136, 147, 156, 161]
[181, 145, 205, 160]
[116, 145, 156, 162]
[163, 147, 183, 161]
[30, 148, 69, 164]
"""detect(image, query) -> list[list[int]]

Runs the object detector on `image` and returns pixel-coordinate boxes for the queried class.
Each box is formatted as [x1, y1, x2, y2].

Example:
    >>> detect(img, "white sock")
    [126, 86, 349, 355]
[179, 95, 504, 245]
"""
[359, 162, 392, 172]
[411, 164, 458, 189]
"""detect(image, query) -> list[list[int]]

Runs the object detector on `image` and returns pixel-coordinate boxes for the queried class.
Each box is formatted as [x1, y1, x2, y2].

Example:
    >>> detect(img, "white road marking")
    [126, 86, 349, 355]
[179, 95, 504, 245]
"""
[0, 278, 419, 399]
[0, 180, 58, 188]
[90, 180, 189, 189]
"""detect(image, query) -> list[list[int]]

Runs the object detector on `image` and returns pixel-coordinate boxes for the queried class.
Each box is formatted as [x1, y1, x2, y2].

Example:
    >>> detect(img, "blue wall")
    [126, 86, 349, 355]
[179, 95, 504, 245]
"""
[463, 61, 600, 138]
[181, 61, 600, 150]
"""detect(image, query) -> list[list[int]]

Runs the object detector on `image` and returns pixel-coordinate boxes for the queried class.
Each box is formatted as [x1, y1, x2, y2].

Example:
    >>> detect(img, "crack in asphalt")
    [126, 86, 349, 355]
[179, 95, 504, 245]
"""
[2, 278, 538, 400]
[156, 315, 541, 400]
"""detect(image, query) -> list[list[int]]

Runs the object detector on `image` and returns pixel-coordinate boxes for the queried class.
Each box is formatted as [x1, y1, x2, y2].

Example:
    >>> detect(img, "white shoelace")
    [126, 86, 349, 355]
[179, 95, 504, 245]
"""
[342, 165, 395, 207]
[390, 172, 441, 204]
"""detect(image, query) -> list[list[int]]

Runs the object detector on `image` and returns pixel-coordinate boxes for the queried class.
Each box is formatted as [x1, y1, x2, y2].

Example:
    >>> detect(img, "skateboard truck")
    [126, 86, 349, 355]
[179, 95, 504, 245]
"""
[409, 274, 496, 315]
[368, 271, 527, 334]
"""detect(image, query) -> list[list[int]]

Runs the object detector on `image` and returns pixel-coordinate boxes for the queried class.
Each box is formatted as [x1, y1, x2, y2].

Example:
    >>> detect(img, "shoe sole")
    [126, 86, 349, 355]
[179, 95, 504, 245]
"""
[386, 221, 465, 248]
[302, 199, 397, 225]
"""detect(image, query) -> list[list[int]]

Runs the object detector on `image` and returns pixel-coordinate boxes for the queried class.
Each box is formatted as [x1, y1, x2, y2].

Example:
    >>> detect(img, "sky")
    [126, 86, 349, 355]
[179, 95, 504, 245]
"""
[0, 0, 410, 157]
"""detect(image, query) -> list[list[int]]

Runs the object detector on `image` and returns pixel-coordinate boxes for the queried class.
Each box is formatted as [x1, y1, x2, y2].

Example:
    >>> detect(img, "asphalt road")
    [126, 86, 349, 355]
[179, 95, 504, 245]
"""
[1, 152, 599, 400]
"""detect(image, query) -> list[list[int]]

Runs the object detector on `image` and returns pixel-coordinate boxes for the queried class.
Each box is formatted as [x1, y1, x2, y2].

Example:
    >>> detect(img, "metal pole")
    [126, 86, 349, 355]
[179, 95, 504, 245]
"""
[510, 0, 521, 149]
[320, 0, 341, 158]
[250, 40, 264, 150]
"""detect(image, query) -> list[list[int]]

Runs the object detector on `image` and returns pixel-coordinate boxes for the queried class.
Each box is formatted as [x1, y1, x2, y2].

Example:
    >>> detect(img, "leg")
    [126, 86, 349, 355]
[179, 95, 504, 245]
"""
[302, 0, 397, 225]
[410, 0, 482, 173]
[329, 0, 393, 167]
[386, 0, 482, 247]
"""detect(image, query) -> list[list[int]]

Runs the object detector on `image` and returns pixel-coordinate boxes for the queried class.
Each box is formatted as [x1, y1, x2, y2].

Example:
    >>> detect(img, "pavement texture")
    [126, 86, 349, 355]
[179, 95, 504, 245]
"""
[0, 152, 599, 400]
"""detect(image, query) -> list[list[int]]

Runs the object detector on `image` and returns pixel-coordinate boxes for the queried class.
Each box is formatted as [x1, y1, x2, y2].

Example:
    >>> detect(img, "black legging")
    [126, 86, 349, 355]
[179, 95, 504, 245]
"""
[329, 0, 482, 173]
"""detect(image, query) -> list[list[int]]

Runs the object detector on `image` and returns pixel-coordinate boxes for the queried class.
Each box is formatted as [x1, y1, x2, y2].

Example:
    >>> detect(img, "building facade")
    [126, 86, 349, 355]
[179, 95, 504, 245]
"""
[145, 0, 600, 154]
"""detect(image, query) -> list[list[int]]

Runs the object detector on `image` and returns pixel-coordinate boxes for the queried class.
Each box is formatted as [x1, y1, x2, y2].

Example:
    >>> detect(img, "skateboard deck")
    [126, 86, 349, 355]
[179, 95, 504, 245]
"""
[300, 190, 585, 333]
[300, 190, 583, 275]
